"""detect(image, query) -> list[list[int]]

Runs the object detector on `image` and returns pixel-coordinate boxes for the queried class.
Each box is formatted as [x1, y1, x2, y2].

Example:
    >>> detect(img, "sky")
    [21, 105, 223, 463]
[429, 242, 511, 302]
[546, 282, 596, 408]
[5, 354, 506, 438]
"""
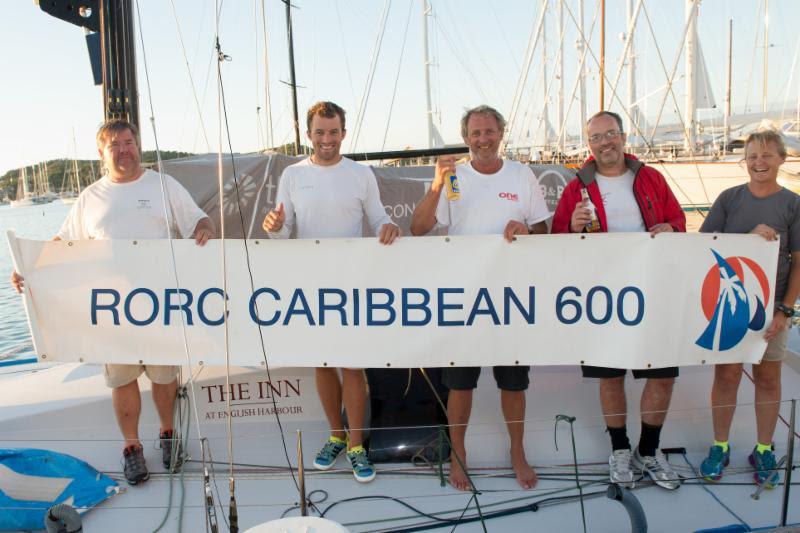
[1, 0, 799, 177]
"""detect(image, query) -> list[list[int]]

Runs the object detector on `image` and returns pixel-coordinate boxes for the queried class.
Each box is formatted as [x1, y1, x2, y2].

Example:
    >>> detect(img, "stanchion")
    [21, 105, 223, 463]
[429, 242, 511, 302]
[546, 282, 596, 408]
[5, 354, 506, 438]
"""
[780, 399, 796, 527]
[298, 430, 308, 517]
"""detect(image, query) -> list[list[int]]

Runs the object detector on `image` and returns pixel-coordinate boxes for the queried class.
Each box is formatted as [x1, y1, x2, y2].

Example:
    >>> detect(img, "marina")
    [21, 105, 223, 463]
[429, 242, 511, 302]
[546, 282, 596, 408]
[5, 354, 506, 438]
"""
[3, 1, 800, 532]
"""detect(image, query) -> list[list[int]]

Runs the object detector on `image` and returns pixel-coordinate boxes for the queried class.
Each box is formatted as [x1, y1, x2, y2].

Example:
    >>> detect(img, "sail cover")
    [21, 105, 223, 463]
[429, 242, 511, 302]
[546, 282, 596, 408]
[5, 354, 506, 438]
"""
[0, 448, 118, 531]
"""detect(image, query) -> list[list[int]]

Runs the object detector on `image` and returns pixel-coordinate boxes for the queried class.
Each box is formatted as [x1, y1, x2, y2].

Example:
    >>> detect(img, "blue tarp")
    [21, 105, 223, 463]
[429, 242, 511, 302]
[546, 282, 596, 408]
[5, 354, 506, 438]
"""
[0, 448, 118, 531]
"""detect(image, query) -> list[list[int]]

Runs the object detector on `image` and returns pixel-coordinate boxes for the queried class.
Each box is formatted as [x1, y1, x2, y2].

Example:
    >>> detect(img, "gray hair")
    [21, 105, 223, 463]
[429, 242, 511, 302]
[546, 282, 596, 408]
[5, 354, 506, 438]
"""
[460, 105, 507, 138]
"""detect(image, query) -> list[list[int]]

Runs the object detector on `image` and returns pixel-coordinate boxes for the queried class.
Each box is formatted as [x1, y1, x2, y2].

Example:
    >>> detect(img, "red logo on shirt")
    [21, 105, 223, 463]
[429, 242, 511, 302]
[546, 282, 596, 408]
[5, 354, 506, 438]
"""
[499, 192, 519, 201]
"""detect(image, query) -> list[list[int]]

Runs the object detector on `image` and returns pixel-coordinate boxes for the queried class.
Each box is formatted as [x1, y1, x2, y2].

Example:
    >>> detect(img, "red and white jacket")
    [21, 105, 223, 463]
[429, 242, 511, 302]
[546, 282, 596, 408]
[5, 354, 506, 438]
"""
[551, 154, 686, 233]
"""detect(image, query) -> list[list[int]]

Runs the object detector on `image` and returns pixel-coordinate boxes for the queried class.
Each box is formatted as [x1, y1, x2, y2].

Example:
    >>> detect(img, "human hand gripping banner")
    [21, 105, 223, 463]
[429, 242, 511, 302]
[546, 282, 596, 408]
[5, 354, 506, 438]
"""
[7, 231, 778, 368]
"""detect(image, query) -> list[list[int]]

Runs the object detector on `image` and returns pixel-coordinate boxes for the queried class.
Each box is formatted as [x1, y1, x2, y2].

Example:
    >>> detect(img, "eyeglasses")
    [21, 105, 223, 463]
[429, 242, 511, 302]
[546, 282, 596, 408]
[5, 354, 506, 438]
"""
[588, 130, 623, 144]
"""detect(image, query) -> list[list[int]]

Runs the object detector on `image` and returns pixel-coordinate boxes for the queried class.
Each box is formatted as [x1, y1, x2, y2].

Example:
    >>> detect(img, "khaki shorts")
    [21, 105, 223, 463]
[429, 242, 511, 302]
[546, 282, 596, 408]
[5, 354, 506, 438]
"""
[103, 364, 180, 388]
[761, 327, 789, 362]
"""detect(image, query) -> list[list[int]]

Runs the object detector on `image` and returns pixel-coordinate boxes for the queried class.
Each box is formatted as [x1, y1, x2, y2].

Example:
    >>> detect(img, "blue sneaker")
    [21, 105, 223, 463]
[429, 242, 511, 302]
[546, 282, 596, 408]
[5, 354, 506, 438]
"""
[313, 437, 346, 471]
[346, 446, 376, 483]
[749, 446, 780, 489]
[700, 445, 730, 482]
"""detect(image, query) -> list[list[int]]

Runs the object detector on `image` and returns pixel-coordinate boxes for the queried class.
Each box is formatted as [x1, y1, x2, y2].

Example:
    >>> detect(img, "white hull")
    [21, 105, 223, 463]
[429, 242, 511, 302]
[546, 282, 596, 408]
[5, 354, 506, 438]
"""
[650, 158, 800, 209]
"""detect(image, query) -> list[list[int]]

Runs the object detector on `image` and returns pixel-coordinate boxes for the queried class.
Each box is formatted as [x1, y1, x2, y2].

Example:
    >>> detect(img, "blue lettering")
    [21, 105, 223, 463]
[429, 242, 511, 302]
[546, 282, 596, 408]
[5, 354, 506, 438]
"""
[124, 288, 159, 326]
[283, 289, 316, 326]
[319, 288, 348, 326]
[165, 288, 194, 326]
[402, 288, 431, 326]
[353, 288, 360, 326]
[586, 286, 612, 324]
[618, 286, 645, 326]
[250, 288, 281, 326]
[367, 288, 396, 326]
[437, 288, 464, 326]
[556, 286, 582, 325]
[198, 288, 227, 326]
[91, 288, 120, 325]
[504, 286, 535, 325]
[467, 288, 500, 325]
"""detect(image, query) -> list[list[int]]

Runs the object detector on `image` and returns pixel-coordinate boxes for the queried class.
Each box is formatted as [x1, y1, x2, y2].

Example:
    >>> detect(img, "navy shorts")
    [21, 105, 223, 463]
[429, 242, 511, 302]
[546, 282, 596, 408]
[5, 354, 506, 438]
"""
[442, 366, 530, 391]
[581, 365, 679, 379]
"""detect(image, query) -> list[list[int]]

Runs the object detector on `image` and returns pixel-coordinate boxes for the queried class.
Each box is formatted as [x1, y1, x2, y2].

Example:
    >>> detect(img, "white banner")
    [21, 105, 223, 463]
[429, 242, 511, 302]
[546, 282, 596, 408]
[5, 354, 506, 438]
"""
[8, 231, 778, 369]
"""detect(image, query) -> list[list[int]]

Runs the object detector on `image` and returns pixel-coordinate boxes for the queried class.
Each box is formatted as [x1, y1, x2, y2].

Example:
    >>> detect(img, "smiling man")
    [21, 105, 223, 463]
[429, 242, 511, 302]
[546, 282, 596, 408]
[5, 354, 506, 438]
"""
[410, 105, 551, 492]
[12, 119, 214, 486]
[552, 110, 685, 490]
[262, 101, 400, 483]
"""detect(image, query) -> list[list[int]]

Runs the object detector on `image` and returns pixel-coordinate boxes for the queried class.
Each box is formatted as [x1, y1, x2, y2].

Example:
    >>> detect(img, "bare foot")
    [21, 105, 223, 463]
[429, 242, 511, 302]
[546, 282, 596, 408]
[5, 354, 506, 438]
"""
[511, 448, 538, 489]
[448, 450, 471, 491]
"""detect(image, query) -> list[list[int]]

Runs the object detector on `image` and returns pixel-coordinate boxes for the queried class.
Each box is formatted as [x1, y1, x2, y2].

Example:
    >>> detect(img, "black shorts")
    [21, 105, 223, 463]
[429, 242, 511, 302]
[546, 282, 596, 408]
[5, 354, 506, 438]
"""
[442, 366, 530, 391]
[581, 365, 679, 379]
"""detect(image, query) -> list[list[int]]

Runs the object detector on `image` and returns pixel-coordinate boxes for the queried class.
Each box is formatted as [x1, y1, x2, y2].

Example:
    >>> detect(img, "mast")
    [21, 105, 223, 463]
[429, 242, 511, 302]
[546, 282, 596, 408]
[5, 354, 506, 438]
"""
[38, 0, 139, 130]
[762, 0, 769, 113]
[599, 0, 605, 110]
[283, 0, 301, 155]
[684, 0, 698, 152]
[626, 0, 637, 136]
[557, 0, 564, 154]
[577, 0, 586, 143]
[422, 0, 435, 149]
[724, 19, 732, 154]
[541, 2, 551, 151]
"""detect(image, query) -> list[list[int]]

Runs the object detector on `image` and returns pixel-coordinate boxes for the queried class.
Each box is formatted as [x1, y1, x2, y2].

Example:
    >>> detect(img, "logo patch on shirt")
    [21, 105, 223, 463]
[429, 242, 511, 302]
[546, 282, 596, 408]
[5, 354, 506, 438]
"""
[137, 199, 152, 210]
[499, 192, 519, 201]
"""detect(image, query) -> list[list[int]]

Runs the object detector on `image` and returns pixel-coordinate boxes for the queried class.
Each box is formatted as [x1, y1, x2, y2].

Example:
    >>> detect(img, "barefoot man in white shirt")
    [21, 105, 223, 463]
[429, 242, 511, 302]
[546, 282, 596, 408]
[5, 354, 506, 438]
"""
[410, 105, 551, 491]
[262, 101, 400, 483]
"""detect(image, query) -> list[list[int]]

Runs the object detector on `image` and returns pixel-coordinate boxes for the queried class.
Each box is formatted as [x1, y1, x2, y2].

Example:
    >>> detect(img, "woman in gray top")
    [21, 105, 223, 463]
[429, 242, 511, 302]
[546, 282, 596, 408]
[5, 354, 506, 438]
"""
[698, 130, 800, 488]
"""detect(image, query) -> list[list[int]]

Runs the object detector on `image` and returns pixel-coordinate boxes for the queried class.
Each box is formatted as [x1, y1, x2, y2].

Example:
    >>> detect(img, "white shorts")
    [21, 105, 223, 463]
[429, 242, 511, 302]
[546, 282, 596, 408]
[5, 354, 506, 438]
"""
[103, 364, 180, 388]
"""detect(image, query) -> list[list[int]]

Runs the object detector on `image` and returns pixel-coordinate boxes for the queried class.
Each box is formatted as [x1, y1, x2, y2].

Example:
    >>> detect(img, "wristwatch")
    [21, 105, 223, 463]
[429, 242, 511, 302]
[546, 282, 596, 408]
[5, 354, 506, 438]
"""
[776, 303, 795, 318]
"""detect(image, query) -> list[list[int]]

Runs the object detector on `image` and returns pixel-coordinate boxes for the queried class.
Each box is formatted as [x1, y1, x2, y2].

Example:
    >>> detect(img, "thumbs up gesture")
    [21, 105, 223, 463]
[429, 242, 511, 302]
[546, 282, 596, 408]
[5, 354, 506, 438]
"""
[263, 202, 286, 232]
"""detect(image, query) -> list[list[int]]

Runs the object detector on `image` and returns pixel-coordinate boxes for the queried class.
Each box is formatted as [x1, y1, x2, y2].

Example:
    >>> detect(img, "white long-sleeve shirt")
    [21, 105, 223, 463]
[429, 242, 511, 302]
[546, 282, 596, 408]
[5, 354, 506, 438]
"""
[268, 156, 393, 239]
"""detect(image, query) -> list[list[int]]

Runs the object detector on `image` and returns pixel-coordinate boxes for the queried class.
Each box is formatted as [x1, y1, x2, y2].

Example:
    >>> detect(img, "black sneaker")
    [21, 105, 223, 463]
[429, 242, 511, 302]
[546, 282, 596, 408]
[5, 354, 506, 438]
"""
[123, 445, 150, 485]
[159, 430, 184, 472]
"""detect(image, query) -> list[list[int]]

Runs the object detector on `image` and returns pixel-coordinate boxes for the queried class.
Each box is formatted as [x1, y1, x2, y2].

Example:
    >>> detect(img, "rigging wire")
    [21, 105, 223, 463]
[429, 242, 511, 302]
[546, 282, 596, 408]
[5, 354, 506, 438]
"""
[260, 0, 274, 149]
[168, 0, 212, 153]
[638, 1, 711, 207]
[334, 0, 359, 110]
[381, 0, 414, 152]
[743, 0, 764, 115]
[560, 0, 705, 213]
[350, 0, 392, 154]
[212, 3, 239, 530]
[133, 1, 214, 529]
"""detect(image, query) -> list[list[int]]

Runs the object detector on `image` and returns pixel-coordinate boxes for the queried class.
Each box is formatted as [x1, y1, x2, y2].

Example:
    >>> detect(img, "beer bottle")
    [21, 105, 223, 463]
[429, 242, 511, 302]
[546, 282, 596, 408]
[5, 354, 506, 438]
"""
[445, 173, 461, 201]
[581, 188, 601, 232]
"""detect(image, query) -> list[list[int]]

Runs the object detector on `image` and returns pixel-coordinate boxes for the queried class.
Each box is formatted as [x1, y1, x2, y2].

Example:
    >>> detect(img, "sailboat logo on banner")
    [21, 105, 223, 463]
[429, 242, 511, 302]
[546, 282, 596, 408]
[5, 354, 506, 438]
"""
[696, 250, 769, 351]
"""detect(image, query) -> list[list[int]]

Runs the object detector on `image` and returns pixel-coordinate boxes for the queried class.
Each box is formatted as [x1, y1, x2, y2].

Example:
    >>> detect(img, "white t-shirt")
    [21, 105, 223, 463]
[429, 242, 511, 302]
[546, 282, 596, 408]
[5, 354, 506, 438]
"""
[595, 170, 646, 233]
[268, 156, 393, 239]
[57, 169, 207, 240]
[435, 160, 551, 235]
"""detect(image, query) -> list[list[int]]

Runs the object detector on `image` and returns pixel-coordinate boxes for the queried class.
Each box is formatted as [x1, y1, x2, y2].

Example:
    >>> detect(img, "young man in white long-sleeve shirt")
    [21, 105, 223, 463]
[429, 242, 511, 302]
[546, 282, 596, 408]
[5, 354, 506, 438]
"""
[262, 101, 400, 482]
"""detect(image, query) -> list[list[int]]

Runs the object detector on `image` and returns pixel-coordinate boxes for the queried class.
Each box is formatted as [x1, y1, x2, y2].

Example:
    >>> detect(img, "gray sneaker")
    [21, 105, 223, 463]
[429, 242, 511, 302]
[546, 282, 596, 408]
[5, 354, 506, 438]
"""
[123, 445, 150, 485]
[609, 448, 635, 488]
[633, 447, 680, 490]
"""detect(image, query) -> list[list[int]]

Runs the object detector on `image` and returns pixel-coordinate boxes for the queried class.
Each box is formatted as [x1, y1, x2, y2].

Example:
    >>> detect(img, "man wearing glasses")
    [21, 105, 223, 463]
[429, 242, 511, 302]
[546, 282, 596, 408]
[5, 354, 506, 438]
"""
[551, 111, 686, 490]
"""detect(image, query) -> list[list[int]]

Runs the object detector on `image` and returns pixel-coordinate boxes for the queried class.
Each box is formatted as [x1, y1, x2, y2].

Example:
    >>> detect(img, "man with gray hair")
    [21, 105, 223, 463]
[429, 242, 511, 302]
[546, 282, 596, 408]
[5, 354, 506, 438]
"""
[411, 105, 551, 491]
